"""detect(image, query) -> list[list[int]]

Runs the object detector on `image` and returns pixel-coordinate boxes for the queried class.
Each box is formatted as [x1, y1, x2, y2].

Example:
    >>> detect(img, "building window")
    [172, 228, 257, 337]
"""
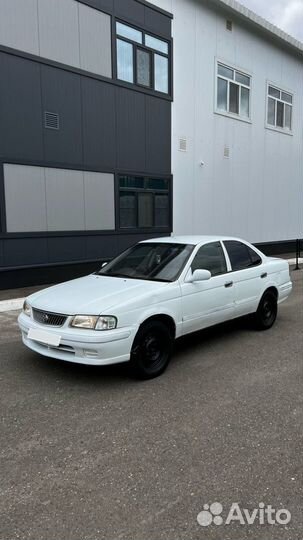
[267, 85, 293, 132]
[119, 176, 171, 229]
[216, 62, 251, 119]
[116, 22, 170, 94]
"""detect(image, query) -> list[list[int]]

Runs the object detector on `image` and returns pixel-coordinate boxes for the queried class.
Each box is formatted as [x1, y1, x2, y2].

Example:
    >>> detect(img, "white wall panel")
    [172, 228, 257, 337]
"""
[79, 3, 112, 77]
[4, 165, 116, 233]
[38, 0, 80, 68]
[84, 172, 115, 230]
[4, 164, 47, 233]
[45, 168, 85, 231]
[0, 0, 39, 55]
[150, 0, 303, 243]
[0, 0, 113, 80]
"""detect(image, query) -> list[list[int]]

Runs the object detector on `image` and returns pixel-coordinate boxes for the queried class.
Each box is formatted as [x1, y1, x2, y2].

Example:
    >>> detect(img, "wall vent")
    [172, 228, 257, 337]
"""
[179, 137, 187, 152]
[226, 20, 233, 31]
[44, 111, 60, 130]
[224, 145, 230, 158]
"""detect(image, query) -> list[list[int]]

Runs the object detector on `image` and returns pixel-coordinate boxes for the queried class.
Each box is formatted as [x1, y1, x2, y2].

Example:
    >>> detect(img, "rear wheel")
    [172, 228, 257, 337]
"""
[253, 290, 278, 330]
[129, 320, 173, 380]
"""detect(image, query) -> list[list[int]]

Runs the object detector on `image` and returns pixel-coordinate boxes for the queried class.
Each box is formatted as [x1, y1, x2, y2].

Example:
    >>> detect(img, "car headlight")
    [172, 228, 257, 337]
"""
[95, 316, 117, 330]
[23, 300, 32, 317]
[71, 315, 117, 330]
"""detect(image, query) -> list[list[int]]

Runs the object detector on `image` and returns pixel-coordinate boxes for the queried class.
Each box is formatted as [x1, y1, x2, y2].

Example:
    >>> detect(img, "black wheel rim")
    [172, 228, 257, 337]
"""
[141, 331, 167, 372]
[262, 297, 276, 324]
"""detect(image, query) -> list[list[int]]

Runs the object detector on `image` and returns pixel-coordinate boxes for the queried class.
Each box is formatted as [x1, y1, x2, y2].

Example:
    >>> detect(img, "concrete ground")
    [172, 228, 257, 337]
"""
[0, 270, 302, 540]
[0, 284, 50, 302]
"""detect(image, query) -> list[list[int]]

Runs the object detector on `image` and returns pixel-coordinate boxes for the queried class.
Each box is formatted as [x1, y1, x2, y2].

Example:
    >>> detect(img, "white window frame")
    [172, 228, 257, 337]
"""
[265, 82, 293, 135]
[214, 59, 252, 123]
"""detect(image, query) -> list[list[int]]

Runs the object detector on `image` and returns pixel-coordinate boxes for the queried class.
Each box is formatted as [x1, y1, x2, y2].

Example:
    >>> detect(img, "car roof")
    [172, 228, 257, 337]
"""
[140, 235, 245, 246]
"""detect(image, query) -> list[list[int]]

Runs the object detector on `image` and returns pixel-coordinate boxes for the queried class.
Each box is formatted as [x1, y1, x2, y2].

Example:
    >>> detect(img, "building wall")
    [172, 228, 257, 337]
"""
[0, 0, 173, 287]
[151, 0, 303, 244]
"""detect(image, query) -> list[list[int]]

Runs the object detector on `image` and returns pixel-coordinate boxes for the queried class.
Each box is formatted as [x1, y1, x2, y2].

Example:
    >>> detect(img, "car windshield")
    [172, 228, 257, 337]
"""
[98, 242, 194, 282]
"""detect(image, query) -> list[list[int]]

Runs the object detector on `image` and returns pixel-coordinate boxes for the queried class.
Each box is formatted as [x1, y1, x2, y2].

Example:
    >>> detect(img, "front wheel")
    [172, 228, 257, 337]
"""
[129, 320, 173, 380]
[253, 290, 278, 330]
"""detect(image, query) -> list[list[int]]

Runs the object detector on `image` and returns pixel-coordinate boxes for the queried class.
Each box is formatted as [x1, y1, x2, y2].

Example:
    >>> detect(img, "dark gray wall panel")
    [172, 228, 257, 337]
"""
[47, 237, 86, 263]
[114, 0, 145, 25]
[41, 66, 83, 165]
[116, 88, 146, 171]
[117, 233, 153, 252]
[0, 240, 3, 266]
[0, 53, 43, 161]
[82, 78, 116, 169]
[85, 235, 118, 259]
[146, 96, 171, 174]
[144, 6, 171, 37]
[3, 238, 48, 266]
[80, 0, 114, 12]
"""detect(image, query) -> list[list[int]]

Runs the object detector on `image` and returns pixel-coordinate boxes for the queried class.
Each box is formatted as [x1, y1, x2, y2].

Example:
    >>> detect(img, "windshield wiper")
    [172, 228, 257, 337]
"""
[98, 272, 171, 282]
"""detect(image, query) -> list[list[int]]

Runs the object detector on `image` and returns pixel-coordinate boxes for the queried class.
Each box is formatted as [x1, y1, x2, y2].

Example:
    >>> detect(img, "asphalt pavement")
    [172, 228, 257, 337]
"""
[0, 270, 302, 540]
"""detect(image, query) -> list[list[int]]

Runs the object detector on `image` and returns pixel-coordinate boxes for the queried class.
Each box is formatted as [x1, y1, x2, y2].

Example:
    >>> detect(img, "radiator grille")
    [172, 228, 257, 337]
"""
[32, 308, 67, 327]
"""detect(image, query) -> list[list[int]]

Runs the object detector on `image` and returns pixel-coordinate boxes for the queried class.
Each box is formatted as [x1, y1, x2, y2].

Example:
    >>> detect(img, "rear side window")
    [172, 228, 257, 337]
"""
[224, 241, 262, 271]
[191, 241, 227, 276]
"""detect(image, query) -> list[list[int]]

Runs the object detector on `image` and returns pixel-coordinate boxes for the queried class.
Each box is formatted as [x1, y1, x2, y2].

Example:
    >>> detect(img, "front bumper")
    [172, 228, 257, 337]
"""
[18, 312, 136, 366]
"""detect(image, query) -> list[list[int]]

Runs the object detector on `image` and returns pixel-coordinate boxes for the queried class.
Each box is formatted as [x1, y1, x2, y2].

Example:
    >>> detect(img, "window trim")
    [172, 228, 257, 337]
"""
[214, 58, 252, 124]
[265, 81, 294, 136]
[115, 19, 171, 96]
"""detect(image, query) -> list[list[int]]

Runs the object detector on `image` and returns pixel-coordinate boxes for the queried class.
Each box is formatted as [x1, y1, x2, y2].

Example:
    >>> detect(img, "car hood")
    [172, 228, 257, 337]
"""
[28, 274, 168, 315]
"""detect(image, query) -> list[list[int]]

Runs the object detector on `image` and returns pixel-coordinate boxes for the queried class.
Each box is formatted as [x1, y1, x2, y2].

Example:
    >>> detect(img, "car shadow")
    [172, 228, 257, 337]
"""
[28, 351, 131, 386]
[173, 315, 253, 358]
[25, 316, 254, 384]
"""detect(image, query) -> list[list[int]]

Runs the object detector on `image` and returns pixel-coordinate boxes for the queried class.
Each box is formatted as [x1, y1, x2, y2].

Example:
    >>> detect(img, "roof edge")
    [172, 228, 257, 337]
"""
[209, 0, 303, 57]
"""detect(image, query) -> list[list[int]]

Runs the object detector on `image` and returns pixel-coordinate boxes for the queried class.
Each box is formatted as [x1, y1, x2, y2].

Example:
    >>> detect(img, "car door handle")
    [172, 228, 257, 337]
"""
[260, 272, 267, 279]
[225, 281, 233, 288]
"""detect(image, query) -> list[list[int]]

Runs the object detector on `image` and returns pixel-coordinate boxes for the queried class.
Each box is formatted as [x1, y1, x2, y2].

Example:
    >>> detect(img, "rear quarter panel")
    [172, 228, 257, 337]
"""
[261, 258, 292, 302]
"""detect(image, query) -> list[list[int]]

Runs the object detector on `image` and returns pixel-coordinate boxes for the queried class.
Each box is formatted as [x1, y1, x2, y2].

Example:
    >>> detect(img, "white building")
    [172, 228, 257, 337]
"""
[152, 0, 303, 248]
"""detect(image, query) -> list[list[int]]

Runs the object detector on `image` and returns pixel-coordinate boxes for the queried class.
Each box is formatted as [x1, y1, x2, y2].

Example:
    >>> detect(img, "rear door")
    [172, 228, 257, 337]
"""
[180, 241, 235, 335]
[223, 240, 263, 316]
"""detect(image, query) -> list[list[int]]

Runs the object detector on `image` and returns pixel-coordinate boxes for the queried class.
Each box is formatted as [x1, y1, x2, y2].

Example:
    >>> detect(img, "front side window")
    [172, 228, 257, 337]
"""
[119, 176, 170, 230]
[216, 62, 251, 119]
[116, 22, 170, 94]
[191, 242, 227, 277]
[224, 241, 262, 271]
[267, 85, 293, 131]
[98, 243, 194, 282]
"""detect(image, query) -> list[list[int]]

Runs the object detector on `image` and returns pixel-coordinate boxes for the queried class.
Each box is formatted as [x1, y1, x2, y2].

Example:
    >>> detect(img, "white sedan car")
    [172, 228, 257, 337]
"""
[18, 236, 292, 379]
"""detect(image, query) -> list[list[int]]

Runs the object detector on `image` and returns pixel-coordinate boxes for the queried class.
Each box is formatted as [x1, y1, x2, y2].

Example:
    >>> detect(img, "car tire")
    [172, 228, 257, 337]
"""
[129, 320, 174, 380]
[253, 290, 278, 330]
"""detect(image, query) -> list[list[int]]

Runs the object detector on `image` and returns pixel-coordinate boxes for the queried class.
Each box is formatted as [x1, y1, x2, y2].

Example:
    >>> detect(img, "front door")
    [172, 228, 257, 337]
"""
[180, 241, 235, 335]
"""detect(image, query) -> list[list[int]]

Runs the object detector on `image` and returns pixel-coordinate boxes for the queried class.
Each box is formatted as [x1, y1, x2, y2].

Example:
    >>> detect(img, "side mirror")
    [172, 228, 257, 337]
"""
[188, 269, 211, 283]
[101, 261, 108, 268]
